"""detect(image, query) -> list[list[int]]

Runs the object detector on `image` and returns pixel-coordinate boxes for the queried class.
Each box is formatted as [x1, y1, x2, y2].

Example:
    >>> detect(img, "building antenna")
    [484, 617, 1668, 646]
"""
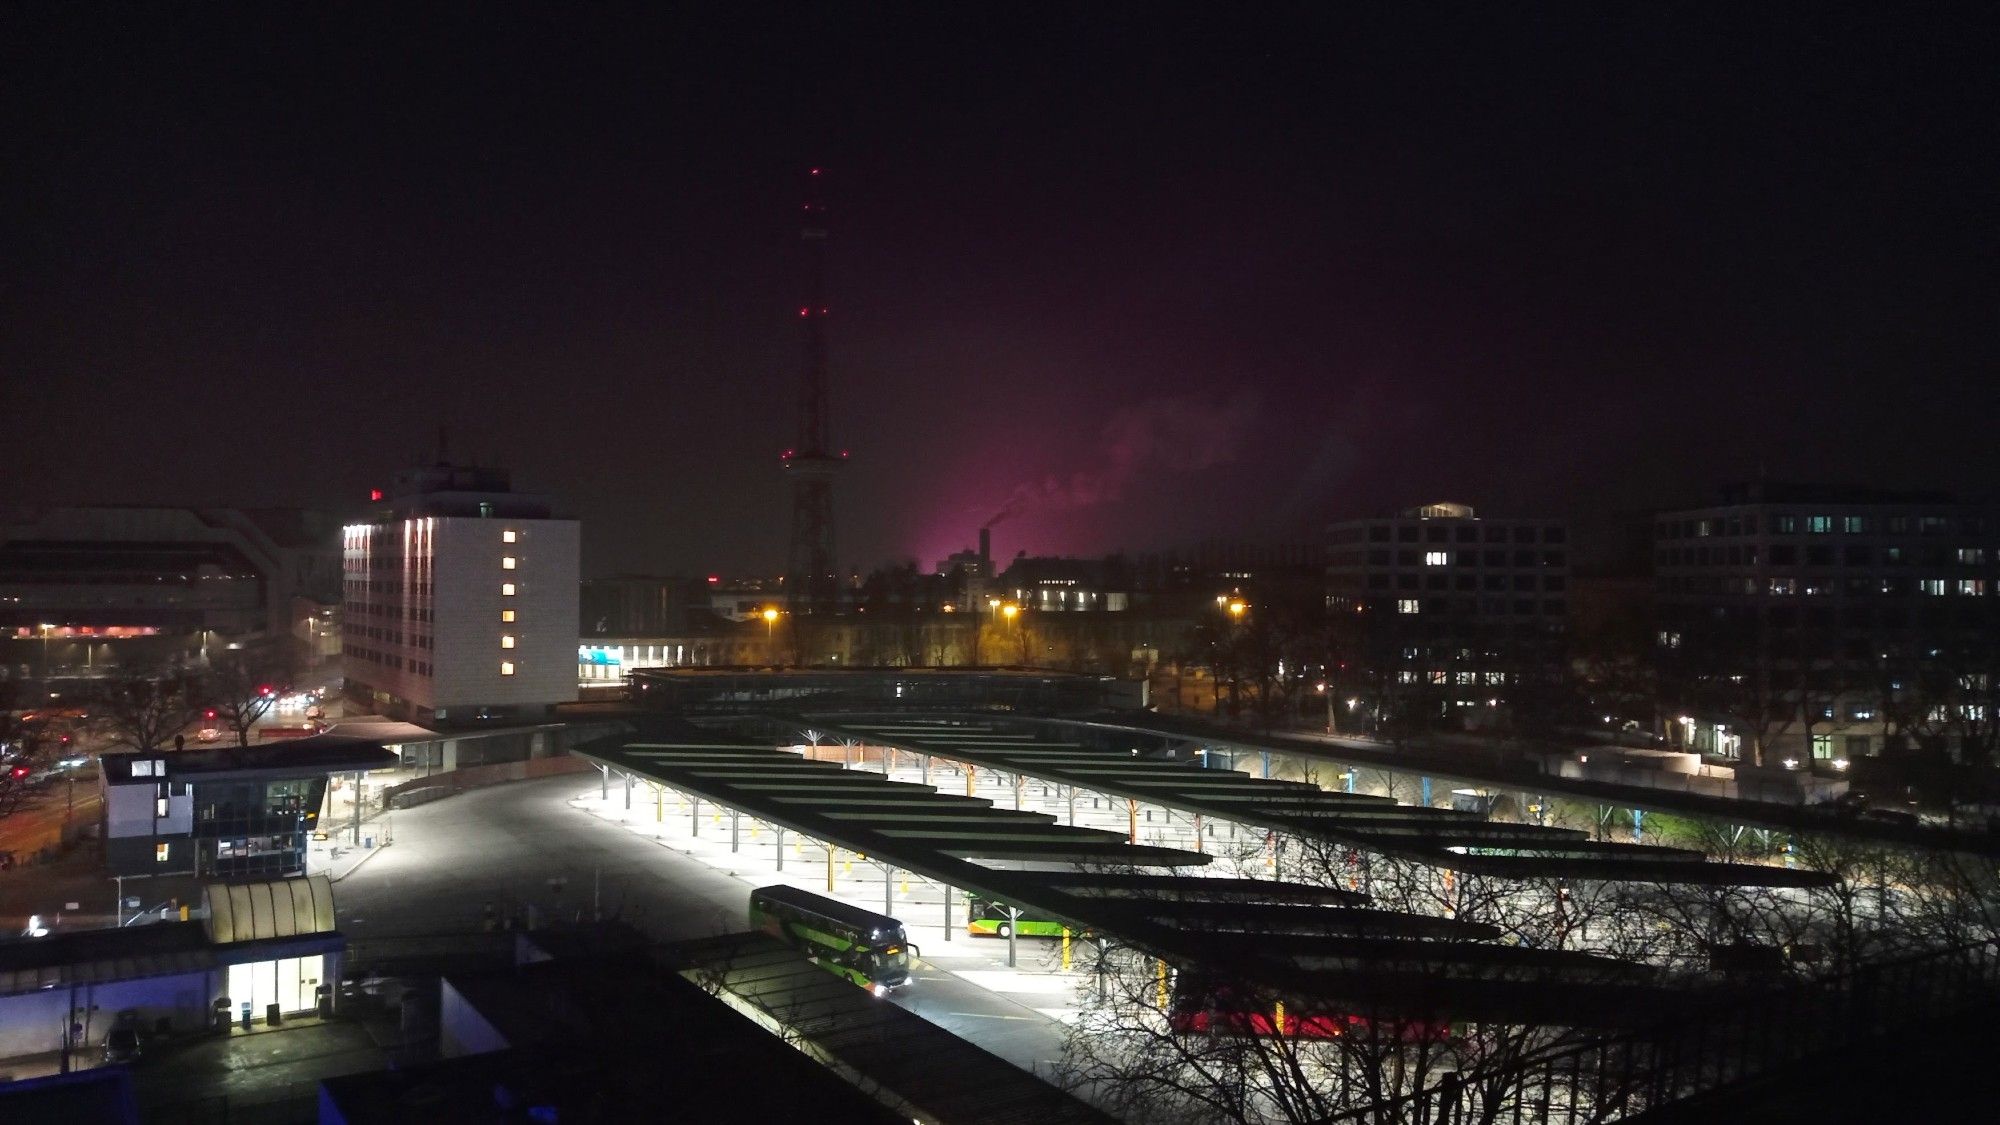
[782, 166, 846, 617]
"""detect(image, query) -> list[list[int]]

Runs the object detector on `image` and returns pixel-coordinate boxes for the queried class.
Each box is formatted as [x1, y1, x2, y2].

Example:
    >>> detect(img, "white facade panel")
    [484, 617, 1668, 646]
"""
[343, 515, 578, 720]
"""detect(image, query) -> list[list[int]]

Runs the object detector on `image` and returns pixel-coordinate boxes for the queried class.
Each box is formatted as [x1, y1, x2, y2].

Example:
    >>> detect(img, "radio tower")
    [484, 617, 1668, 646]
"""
[782, 167, 845, 616]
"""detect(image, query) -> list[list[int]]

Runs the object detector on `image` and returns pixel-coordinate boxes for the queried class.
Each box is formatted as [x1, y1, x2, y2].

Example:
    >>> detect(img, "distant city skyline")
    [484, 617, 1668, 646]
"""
[5, 9, 1992, 579]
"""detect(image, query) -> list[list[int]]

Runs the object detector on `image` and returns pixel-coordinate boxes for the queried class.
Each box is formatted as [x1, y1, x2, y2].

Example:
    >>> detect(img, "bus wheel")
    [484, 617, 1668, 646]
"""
[998, 923, 1012, 939]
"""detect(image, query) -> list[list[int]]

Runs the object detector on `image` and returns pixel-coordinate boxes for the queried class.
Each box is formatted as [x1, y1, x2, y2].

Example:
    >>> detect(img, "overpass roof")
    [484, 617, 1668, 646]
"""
[575, 723, 1675, 1022]
[809, 716, 1830, 888]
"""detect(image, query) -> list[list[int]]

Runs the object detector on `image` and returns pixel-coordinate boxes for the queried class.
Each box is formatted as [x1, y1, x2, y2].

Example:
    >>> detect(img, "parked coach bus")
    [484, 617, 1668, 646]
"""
[965, 892, 1074, 940]
[749, 885, 916, 996]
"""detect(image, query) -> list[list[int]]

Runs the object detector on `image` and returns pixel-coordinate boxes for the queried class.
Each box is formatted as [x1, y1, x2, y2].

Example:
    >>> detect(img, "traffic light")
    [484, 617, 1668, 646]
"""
[258, 685, 273, 697]
[205, 709, 217, 720]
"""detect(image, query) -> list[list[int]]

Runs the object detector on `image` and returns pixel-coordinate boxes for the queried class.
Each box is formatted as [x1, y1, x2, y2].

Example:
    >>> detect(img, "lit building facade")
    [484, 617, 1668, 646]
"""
[1326, 503, 1570, 726]
[1655, 485, 1997, 767]
[342, 464, 579, 725]
[0, 505, 341, 676]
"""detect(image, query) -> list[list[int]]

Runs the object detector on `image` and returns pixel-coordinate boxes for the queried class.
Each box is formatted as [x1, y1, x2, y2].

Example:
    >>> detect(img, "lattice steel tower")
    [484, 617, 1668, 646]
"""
[782, 167, 845, 615]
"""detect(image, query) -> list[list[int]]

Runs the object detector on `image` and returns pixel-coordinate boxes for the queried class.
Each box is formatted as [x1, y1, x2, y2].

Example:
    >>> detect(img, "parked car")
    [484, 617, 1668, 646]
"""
[102, 1025, 142, 1065]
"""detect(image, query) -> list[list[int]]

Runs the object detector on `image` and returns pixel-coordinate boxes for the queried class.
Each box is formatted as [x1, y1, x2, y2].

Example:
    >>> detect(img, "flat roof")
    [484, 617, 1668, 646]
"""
[101, 736, 399, 782]
[820, 716, 1831, 889]
[671, 933, 1116, 1124]
[578, 721, 1667, 1021]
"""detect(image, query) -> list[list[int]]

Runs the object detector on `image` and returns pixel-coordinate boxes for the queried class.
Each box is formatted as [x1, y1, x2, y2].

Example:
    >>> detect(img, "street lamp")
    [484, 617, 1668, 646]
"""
[762, 607, 780, 660]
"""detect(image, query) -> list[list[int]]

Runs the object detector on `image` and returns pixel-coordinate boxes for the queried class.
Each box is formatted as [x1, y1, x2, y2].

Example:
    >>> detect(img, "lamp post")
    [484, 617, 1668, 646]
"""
[1224, 600, 1247, 716]
[762, 607, 780, 662]
[1001, 603, 1024, 665]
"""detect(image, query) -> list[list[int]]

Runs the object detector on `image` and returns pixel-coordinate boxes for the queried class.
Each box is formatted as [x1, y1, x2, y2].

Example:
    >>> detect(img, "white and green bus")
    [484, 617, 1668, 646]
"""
[750, 885, 916, 995]
[965, 892, 1074, 940]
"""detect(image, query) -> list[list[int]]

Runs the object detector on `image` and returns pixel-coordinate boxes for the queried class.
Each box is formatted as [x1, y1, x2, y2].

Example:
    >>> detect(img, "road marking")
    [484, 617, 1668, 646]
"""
[949, 1011, 1035, 1021]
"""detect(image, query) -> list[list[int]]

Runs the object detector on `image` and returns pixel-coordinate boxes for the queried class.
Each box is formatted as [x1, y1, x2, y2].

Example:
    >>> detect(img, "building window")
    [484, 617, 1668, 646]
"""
[155, 843, 170, 863]
[503, 529, 518, 543]
[133, 760, 155, 778]
[500, 661, 516, 676]
[1424, 551, 1449, 566]
[501, 635, 516, 649]
[1775, 515, 1799, 534]
[502, 609, 516, 623]
[1959, 548, 1988, 565]
[1920, 579, 1947, 596]
[1396, 599, 1420, 614]
[1812, 734, 1834, 760]
[502, 584, 516, 596]
[502, 556, 518, 570]
[1842, 516, 1869, 534]
[156, 796, 170, 816]
[1960, 580, 1987, 596]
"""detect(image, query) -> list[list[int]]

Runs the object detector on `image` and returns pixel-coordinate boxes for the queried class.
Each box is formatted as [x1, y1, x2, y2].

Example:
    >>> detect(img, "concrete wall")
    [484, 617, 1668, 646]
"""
[0, 971, 219, 1060]
[431, 518, 578, 715]
[438, 978, 510, 1059]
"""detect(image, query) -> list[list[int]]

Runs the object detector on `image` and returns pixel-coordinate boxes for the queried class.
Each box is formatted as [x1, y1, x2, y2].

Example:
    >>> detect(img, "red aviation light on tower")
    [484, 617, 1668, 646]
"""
[369, 489, 384, 502]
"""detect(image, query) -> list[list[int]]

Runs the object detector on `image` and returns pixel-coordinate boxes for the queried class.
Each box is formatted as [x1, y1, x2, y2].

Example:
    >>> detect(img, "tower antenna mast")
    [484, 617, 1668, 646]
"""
[782, 167, 845, 619]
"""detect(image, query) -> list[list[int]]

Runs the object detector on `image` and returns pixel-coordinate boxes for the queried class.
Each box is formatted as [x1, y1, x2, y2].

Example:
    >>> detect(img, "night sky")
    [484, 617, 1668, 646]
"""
[4, 7, 1993, 578]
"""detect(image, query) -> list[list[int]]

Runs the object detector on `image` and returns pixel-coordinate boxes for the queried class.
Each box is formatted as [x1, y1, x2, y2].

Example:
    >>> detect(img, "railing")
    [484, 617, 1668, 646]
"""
[1332, 937, 2000, 1124]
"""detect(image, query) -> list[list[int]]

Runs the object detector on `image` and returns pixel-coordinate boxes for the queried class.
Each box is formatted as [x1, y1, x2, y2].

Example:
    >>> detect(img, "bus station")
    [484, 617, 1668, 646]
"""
[569, 714, 1788, 1030]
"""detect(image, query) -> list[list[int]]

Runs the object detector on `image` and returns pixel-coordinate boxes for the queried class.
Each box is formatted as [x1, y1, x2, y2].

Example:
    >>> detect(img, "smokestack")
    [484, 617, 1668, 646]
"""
[979, 527, 991, 566]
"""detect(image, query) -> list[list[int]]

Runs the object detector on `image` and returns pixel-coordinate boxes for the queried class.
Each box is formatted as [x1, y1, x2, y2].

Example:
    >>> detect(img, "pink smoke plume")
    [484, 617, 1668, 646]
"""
[984, 391, 1262, 528]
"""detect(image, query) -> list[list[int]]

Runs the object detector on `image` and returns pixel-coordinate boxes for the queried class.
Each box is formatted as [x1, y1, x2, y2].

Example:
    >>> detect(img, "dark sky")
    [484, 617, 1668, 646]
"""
[4, 6, 1993, 578]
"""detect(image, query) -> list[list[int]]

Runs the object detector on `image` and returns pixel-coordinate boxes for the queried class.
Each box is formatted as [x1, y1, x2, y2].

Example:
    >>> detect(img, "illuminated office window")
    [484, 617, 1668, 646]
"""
[500, 661, 515, 676]
[502, 584, 516, 596]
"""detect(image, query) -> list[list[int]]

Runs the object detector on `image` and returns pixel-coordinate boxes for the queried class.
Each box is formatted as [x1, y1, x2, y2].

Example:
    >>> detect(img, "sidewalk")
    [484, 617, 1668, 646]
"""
[308, 809, 396, 882]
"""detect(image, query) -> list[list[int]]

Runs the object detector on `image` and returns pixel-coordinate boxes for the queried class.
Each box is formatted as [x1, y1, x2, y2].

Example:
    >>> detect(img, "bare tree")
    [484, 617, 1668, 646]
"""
[89, 663, 208, 753]
[208, 637, 301, 746]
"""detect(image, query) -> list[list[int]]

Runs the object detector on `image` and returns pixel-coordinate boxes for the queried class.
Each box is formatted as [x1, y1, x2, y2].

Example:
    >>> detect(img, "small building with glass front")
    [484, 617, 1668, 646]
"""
[100, 737, 397, 882]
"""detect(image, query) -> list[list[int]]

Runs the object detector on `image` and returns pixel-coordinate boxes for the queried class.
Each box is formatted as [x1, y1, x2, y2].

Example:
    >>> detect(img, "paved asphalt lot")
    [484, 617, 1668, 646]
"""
[337, 775, 1077, 1078]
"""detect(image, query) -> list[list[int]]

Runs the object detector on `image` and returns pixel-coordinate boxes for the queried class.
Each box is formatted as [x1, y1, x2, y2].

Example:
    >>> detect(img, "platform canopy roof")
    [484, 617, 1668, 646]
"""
[575, 722, 1707, 1024]
[805, 716, 1832, 889]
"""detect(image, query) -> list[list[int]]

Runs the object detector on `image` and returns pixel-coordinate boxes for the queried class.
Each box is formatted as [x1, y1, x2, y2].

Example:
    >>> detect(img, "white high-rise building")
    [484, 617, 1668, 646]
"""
[341, 462, 578, 725]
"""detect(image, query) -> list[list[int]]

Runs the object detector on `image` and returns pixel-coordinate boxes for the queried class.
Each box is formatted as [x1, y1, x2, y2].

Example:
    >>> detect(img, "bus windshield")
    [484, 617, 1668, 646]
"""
[866, 945, 910, 981]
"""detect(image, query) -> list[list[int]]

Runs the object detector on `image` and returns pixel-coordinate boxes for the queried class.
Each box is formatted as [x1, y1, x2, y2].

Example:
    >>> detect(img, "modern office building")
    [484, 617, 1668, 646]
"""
[342, 462, 579, 725]
[0, 505, 341, 677]
[1655, 484, 1997, 767]
[1326, 503, 1570, 725]
[100, 738, 396, 881]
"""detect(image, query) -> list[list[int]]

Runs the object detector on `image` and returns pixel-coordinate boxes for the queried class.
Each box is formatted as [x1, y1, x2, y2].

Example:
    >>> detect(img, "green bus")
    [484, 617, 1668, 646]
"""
[750, 885, 916, 995]
[966, 892, 1072, 939]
